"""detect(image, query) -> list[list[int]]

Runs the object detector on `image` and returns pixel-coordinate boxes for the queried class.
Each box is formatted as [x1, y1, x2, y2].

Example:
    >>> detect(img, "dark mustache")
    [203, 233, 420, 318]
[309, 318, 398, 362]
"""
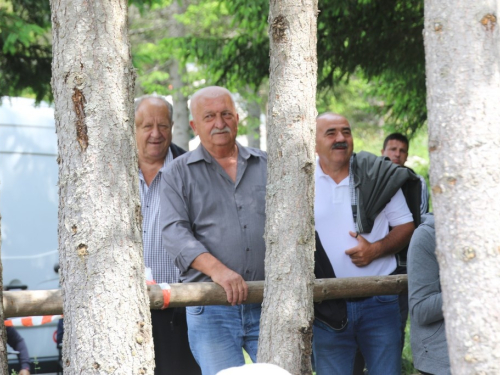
[332, 142, 348, 149]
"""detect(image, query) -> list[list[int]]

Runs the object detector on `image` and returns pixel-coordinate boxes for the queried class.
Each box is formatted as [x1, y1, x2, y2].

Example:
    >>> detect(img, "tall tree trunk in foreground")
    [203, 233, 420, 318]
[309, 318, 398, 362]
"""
[0, 215, 8, 375]
[424, 1, 500, 373]
[50, 0, 154, 373]
[258, 1, 318, 374]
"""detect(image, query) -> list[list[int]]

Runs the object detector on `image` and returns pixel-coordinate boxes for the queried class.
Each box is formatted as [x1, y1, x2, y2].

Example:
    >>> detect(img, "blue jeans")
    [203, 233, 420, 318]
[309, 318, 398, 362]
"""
[313, 295, 401, 375]
[186, 303, 261, 375]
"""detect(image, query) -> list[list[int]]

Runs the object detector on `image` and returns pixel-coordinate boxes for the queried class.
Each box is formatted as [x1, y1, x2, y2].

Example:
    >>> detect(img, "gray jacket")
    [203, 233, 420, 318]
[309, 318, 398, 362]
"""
[352, 151, 421, 234]
[408, 213, 451, 375]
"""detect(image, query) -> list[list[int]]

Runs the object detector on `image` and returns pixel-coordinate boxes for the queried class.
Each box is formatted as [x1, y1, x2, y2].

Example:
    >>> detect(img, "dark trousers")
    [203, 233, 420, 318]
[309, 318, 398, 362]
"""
[151, 308, 201, 375]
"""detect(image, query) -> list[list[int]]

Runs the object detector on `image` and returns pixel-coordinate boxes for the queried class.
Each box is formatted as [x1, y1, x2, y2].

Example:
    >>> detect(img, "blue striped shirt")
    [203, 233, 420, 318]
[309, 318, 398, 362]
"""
[139, 148, 179, 284]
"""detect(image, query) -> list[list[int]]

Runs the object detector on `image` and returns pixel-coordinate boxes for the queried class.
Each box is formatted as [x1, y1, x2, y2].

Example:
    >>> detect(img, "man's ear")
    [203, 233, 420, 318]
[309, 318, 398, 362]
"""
[380, 149, 385, 156]
[189, 120, 198, 136]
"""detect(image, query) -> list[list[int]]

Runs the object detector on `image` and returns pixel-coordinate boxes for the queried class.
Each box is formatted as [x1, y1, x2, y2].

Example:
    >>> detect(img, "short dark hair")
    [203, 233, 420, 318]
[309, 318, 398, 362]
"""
[382, 133, 409, 151]
[134, 95, 173, 125]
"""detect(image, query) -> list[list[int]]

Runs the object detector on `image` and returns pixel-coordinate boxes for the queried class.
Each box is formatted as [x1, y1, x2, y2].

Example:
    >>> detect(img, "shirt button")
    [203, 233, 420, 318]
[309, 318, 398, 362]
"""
[238, 206, 242, 210]
[246, 248, 250, 252]
[245, 270, 250, 274]
[243, 225, 247, 229]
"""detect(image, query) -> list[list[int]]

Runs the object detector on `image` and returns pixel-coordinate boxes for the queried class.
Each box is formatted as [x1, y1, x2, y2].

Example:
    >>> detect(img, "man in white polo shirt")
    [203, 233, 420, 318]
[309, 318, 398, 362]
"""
[312, 113, 417, 375]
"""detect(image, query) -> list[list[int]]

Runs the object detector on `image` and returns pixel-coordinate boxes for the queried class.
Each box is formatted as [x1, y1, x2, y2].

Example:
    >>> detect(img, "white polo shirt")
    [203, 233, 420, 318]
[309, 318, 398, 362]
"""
[315, 158, 413, 278]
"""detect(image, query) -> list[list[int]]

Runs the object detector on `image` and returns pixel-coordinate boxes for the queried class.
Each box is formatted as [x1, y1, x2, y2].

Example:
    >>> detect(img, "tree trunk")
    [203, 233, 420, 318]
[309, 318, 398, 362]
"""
[170, 59, 191, 150]
[0, 214, 8, 375]
[50, 0, 154, 373]
[258, 1, 317, 374]
[424, 1, 500, 373]
[245, 98, 262, 149]
[168, 1, 191, 151]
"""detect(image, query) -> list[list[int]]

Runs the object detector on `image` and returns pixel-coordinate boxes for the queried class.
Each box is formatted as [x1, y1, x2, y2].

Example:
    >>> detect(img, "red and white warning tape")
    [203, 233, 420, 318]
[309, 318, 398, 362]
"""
[5, 315, 63, 327]
[145, 267, 171, 309]
[146, 280, 171, 309]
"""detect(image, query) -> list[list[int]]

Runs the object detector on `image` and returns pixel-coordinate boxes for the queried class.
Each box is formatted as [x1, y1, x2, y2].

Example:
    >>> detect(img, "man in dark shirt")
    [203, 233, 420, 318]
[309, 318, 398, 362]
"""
[160, 86, 267, 375]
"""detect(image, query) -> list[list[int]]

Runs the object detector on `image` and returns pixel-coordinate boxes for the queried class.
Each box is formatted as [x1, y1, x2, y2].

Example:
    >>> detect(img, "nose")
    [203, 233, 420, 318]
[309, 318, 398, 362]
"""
[151, 124, 161, 137]
[214, 114, 226, 129]
[335, 131, 346, 142]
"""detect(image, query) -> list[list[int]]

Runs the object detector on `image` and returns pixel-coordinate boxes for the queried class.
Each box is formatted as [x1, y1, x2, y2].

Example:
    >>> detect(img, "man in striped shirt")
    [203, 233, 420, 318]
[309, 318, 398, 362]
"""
[135, 95, 200, 375]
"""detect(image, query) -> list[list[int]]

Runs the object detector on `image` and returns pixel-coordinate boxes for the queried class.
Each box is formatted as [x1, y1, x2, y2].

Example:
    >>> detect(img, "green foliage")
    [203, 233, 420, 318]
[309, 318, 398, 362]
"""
[0, 0, 178, 102]
[318, 0, 426, 134]
[3, 0, 427, 134]
[402, 320, 417, 374]
[0, 0, 52, 102]
[174, 0, 268, 93]
[177, 0, 427, 134]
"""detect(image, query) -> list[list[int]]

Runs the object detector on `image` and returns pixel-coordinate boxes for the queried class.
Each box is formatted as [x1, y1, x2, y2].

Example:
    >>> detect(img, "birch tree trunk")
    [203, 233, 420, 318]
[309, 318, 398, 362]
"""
[50, 0, 154, 373]
[258, 1, 317, 374]
[424, 1, 500, 373]
[0, 215, 8, 375]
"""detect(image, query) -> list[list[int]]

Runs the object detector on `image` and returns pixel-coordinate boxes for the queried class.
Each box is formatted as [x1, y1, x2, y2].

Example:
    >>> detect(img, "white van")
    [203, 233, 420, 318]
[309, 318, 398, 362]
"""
[0, 96, 60, 373]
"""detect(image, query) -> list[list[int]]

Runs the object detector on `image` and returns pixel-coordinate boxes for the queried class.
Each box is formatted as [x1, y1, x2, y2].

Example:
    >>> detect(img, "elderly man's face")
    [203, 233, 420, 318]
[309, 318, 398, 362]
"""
[135, 98, 172, 164]
[382, 140, 408, 167]
[190, 91, 238, 151]
[316, 114, 353, 169]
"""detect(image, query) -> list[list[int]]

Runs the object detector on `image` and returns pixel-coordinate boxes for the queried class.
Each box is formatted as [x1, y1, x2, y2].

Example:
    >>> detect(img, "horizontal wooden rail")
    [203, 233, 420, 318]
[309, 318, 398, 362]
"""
[3, 275, 407, 318]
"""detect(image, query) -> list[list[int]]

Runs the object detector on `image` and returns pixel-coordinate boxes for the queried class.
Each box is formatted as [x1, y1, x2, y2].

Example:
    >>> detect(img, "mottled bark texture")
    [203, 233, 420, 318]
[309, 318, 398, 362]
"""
[258, 1, 318, 374]
[424, 1, 500, 373]
[50, 0, 154, 373]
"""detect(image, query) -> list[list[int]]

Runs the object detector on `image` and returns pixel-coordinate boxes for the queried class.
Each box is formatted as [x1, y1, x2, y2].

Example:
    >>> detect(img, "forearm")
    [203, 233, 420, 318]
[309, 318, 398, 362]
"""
[190, 253, 228, 277]
[16, 339, 30, 370]
[412, 292, 443, 325]
[372, 221, 415, 258]
[191, 253, 248, 305]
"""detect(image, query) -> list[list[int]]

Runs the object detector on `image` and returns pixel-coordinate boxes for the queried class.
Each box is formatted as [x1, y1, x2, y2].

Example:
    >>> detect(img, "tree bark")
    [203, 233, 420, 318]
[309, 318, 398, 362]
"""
[0, 215, 8, 375]
[167, 1, 191, 151]
[50, 0, 154, 373]
[424, 1, 500, 373]
[170, 59, 191, 150]
[244, 98, 262, 149]
[258, 1, 318, 374]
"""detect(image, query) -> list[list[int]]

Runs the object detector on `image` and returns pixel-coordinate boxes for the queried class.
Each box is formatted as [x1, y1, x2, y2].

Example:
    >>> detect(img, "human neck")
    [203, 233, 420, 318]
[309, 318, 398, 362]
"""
[318, 159, 350, 184]
[139, 158, 164, 186]
[205, 143, 239, 182]
[205, 143, 238, 161]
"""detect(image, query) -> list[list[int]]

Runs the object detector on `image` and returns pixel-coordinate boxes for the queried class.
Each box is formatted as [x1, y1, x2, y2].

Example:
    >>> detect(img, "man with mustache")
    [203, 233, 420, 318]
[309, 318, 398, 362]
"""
[160, 86, 267, 375]
[313, 113, 419, 375]
[135, 96, 200, 375]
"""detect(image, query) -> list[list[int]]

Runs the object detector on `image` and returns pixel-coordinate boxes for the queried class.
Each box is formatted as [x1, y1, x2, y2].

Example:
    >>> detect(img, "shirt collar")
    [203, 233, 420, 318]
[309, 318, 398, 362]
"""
[139, 147, 173, 181]
[187, 141, 254, 164]
[315, 156, 351, 186]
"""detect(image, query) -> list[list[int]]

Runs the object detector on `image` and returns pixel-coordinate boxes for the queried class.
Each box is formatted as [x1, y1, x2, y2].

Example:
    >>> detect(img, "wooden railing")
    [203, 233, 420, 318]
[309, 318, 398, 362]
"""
[3, 275, 407, 318]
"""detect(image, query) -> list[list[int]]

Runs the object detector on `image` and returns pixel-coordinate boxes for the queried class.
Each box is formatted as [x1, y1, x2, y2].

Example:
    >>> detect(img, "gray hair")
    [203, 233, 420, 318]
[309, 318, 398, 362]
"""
[134, 95, 173, 124]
